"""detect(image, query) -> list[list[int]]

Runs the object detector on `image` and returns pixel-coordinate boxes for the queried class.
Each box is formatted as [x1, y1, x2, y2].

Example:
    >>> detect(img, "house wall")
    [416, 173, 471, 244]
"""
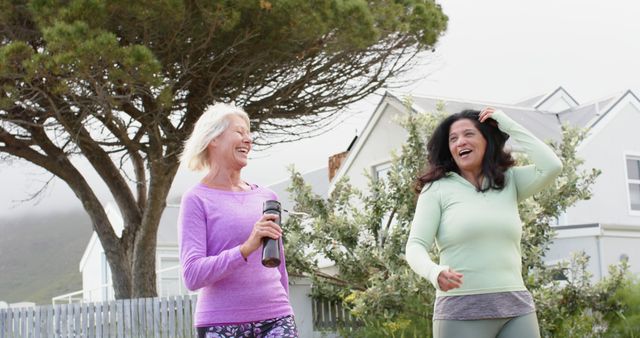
[566, 102, 640, 226]
[80, 204, 123, 302]
[545, 236, 602, 280]
[546, 231, 640, 282]
[339, 101, 408, 194]
[81, 236, 103, 301]
[79, 232, 116, 302]
[289, 277, 313, 338]
[601, 235, 640, 275]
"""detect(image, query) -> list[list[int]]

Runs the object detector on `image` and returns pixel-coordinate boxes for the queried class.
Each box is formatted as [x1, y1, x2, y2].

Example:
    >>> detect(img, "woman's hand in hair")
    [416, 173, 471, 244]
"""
[437, 268, 464, 291]
[479, 107, 496, 123]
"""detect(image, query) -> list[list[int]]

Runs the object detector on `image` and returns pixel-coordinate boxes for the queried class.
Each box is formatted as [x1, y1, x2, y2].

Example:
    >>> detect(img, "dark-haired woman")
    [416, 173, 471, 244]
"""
[406, 107, 562, 338]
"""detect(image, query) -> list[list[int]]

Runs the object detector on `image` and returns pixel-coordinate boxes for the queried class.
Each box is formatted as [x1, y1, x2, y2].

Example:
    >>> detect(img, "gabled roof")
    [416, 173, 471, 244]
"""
[533, 86, 579, 111]
[328, 92, 408, 191]
[79, 232, 98, 272]
[584, 90, 640, 129]
[329, 88, 640, 190]
[268, 166, 329, 212]
[557, 95, 618, 128]
[410, 94, 562, 142]
[577, 90, 640, 150]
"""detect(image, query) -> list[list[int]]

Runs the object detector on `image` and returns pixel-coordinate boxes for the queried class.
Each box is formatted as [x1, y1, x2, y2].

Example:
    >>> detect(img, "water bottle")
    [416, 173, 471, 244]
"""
[261, 200, 281, 268]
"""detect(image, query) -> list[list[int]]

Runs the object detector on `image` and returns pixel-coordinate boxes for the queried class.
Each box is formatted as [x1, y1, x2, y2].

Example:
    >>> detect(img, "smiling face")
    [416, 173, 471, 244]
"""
[448, 118, 487, 176]
[209, 115, 252, 170]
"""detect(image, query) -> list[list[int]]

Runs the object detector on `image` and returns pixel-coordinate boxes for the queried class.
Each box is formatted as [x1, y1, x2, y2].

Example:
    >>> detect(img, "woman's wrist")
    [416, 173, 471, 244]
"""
[239, 243, 251, 260]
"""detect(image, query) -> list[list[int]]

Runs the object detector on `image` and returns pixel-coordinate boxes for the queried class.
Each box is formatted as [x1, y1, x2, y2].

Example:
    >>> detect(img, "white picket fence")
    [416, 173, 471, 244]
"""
[1, 292, 357, 337]
[0, 295, 196, 338]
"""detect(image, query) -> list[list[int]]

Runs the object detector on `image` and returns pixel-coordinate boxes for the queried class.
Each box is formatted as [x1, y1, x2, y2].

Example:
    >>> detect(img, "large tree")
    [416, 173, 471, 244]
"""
[0, 1, 447, 298]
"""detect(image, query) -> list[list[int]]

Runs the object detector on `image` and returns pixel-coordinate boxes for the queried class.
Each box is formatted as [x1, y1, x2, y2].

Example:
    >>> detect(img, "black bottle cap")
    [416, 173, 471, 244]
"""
[263, 200, 281, 213]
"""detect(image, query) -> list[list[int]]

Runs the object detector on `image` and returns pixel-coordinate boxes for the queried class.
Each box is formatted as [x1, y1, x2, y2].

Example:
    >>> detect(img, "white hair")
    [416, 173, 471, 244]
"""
[180, 103, 251, 171]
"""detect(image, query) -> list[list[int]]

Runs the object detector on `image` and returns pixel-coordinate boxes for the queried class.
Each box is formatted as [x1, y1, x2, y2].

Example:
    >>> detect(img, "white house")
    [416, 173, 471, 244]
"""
[329, 87, 640, 280]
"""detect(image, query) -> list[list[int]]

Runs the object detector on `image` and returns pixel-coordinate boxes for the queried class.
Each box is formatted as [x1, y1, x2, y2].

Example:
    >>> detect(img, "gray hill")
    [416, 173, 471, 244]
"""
[0, 209, 92, 305]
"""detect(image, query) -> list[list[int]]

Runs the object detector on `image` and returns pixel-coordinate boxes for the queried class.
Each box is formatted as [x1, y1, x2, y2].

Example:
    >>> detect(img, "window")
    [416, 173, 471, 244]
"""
[373, 162, 392, 183]
[626, 156, 640, 212]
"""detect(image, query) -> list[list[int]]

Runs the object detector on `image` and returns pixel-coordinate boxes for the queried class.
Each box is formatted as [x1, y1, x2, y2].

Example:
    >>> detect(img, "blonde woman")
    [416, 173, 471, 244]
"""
[178, 103, 297, 338]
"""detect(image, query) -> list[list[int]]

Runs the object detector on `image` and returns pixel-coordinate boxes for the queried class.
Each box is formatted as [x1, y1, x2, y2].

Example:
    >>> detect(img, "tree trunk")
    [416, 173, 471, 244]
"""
[132, 232, 159, 297]
[99, 217, 162, 299]
[127, 161, 178, 298]
[106, 248, 133, 299]
[100, 208, 164, 299]
[86, 161, 177, 299]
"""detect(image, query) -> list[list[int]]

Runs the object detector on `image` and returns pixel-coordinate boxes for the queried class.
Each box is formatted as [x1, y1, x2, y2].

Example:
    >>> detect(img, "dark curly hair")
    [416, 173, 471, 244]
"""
[415, 109, 515, 193]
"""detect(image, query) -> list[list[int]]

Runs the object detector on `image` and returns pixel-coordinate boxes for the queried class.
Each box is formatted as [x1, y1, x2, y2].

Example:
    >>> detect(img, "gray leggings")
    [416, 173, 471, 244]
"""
[433, 312, 541, 338]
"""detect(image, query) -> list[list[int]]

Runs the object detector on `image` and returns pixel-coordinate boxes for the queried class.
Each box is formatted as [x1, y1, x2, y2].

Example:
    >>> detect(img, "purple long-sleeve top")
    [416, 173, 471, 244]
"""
[178, 183, 293, 326]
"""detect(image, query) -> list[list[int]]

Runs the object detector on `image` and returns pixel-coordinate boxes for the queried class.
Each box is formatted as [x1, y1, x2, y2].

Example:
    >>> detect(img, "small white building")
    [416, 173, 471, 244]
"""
[329, 87, 640, 280]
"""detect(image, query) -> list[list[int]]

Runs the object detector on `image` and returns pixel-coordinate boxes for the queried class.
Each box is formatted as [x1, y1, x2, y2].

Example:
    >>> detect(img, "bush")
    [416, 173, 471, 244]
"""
[606, 275, 640, 337]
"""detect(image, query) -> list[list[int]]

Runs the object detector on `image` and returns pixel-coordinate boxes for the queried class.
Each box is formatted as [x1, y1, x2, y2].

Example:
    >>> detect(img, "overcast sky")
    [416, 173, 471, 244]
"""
[2, 0, 640, 218]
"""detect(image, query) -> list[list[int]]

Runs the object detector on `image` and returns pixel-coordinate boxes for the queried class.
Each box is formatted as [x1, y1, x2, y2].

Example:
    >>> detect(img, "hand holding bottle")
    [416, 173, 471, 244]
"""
[240, 212, 281, 260]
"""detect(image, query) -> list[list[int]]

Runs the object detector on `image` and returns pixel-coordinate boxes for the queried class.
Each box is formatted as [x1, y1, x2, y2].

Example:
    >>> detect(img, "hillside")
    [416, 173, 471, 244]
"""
[0, 209, 92, 305]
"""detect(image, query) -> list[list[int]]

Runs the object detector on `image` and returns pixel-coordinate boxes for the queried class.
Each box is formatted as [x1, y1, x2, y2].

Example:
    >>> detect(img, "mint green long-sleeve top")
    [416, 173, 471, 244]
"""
[406, 110, 562, 297]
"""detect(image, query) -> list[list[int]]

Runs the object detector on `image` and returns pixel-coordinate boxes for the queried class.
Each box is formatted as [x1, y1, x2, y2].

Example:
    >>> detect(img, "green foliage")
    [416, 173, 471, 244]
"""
[606, 275, 640, 337]
[4, 1, 449, 123]
[284, 100, 632, 336]
[533, 252, 628, 337]
[518, 124, 601, 282]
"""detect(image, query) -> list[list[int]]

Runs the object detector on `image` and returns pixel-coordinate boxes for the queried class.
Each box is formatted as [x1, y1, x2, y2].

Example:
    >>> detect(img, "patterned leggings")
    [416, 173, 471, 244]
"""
[196, 315, 298, 338]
